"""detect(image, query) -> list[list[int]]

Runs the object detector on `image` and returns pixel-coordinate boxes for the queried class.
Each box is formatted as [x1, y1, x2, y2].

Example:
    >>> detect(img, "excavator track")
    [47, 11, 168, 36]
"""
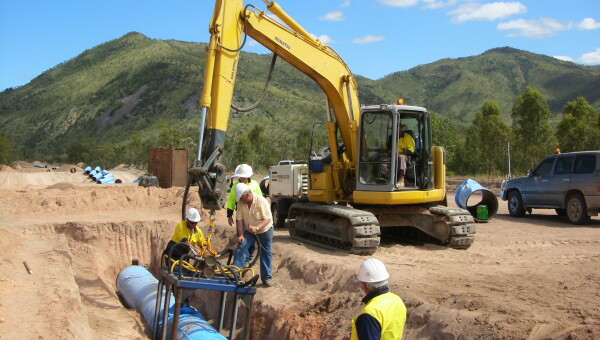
[287, 203, 380, 255]
[428, 205, 476, 249]
[287, 203, 476, 254]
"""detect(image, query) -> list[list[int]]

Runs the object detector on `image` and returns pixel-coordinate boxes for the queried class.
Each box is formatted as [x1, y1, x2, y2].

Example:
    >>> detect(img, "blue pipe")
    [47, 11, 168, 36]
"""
[93, 171, 110, 181]
[455, 179, 498, 219]
[98, 175, 115, 184]
[116, 266, 226, 340]
[84, 166, 92, 174]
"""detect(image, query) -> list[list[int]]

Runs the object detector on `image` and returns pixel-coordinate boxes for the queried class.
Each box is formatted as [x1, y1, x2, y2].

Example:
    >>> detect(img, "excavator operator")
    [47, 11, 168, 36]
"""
[396, 124, 415, 187]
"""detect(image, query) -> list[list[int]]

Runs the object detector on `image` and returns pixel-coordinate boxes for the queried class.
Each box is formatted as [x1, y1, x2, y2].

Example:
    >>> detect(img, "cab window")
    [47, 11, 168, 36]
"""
[553, 156, 574, 175]
[358, 111, 393, 185]
[574, 154, 596, 174]
[533, 158, 555, 176]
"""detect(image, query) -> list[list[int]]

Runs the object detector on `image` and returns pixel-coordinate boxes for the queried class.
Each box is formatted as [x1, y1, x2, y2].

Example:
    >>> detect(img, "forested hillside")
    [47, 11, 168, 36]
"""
[1, 32, 599, 174]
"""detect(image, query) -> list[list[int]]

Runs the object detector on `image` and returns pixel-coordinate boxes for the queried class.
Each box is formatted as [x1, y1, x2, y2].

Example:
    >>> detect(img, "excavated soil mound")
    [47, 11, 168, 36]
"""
[0, 164, 16, 172]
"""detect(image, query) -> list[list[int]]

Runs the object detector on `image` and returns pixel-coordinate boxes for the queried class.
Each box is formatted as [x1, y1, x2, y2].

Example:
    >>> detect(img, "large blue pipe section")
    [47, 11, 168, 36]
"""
[116, 266, 226, 340]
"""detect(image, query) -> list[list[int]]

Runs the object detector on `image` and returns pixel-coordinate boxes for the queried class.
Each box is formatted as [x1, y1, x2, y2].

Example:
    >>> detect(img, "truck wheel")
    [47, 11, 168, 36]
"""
[260, 178, 269, 196]
[566, 194, 590, 225]
[508, 191, 526, 217]
[272, 201, 289, 228]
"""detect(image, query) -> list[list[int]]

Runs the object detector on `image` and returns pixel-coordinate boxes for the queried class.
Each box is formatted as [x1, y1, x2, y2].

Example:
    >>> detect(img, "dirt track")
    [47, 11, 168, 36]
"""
[0, 165, 599, 339]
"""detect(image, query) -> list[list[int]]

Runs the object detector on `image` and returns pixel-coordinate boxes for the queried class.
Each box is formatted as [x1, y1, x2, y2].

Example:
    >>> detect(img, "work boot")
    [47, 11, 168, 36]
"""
[396, 177, 405, 188]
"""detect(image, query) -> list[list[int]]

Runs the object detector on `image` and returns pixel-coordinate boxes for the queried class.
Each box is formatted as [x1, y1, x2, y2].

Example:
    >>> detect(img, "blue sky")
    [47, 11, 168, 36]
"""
[1, 0, 599, 92]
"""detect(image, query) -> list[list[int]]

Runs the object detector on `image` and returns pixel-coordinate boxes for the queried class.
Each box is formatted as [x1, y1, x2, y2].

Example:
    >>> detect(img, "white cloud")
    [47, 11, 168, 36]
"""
[578, 18, 600, 30]
[320, 11, 345, 21]
[340, 0, 351, 8]
[450, 2, 527, 23]
[580, 48, 600, 64]
[352, 35, 385, 44]
[378, 0, 420, 8]
[497, 18, 571, 38]
[423, 0, 458, 10]
[553, 55, 574, 62]
[317, 35, 334, 45]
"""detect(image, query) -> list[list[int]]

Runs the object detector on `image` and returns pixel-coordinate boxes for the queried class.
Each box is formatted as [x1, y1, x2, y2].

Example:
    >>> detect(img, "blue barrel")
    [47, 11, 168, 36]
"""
[116, 266, 226, 340]
[455, 179, 498, 220]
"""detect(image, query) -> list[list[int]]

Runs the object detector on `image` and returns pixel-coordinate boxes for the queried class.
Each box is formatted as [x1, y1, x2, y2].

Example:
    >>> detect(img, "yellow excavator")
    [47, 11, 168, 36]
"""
[190, 0, 476, 255]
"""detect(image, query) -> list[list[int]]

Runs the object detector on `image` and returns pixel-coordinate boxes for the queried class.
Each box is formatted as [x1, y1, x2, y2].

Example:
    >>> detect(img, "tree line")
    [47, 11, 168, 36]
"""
[444, 87, 599, 177]
[1, 86, 598, 178]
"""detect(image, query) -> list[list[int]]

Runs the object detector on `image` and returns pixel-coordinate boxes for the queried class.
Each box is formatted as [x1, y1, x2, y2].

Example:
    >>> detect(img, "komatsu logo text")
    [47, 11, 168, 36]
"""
[275, 36, 291, 50]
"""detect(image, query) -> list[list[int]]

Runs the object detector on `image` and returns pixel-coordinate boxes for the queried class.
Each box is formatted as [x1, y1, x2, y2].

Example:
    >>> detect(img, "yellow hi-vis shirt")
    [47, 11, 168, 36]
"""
[398, 133, 415, 154]
[227, 179, 263, 211]
[170, 220, 206, 248]
[351, 291, 407, 340]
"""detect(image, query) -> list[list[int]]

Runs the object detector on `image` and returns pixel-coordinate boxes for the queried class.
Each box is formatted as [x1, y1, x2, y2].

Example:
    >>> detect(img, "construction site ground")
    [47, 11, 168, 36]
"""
[0, 163, 599, 339]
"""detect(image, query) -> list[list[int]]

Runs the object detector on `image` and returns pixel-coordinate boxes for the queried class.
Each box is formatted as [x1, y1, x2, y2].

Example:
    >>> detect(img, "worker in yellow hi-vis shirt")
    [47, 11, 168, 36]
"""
[344, 258, 407, 340]
[396, 124, 415, 187]
[162, 208, 206, 262]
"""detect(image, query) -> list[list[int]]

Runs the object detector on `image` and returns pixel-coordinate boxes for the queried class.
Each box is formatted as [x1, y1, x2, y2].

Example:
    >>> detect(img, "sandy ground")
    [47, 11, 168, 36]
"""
[0, 163, 599, 339]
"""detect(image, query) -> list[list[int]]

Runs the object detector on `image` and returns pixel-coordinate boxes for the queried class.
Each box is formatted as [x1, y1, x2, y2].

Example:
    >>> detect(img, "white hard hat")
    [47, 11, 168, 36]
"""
[232, 164, 253, 178]
[186, 208, 201, 223]
[357, 258, 390, 283]
[235, 183, 250, 201]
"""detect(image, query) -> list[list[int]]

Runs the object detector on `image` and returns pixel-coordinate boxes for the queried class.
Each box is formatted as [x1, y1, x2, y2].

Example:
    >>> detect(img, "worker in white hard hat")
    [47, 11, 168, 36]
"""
[345, 258, 407, 340]
[232, 182, 275, 287]
[162, 207, 207, 264]
[226, 164, 263, 226]
[226, 164, 263, 266]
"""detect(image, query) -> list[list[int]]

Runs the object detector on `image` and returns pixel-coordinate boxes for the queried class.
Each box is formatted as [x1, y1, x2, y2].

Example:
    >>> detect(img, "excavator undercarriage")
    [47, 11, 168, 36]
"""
[287, 203, 476, 254]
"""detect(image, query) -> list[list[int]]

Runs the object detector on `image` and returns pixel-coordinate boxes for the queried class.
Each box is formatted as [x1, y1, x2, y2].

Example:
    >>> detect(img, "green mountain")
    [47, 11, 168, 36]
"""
[1, 32, 599, 155]
[373, 47, 600, 125]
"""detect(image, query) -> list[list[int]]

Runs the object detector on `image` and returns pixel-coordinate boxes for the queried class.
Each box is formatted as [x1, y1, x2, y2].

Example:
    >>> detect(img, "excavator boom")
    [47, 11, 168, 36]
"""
[194, 0, 361, 210]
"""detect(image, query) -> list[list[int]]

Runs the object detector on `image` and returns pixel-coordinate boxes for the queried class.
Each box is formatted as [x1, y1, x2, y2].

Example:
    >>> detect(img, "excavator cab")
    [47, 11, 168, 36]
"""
[356, 104, 432, 192]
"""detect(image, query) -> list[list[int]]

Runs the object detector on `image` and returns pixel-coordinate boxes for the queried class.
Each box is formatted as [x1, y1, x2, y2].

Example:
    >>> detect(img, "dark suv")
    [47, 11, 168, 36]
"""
[500, 151, 600, 224]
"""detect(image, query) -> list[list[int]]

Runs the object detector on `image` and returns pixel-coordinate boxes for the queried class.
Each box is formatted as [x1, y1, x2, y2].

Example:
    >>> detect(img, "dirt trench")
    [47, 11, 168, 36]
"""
[17, 220, 358, 339]
[14, 218, 539, 340]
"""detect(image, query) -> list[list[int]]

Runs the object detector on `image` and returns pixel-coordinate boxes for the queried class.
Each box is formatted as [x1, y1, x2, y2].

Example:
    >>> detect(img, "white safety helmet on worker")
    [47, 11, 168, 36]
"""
[186, 208, 201, 223]
[232, 164, 253, 178]
[235, 183, 251, 201]
[357, 258, 390, 283]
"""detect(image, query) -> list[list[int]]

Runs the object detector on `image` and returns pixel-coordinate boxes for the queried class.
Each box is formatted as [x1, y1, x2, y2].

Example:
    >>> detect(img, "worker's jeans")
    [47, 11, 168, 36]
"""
[233, 226, 273, 283]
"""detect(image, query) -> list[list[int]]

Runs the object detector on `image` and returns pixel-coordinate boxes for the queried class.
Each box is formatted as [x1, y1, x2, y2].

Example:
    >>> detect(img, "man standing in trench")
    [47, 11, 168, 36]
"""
[232, 183, 274, 287]
[345, 258, 407, 340]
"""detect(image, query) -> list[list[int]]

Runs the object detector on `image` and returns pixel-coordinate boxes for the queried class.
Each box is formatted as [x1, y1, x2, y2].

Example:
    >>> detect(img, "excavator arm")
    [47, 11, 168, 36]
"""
[194, 0, 360, 210]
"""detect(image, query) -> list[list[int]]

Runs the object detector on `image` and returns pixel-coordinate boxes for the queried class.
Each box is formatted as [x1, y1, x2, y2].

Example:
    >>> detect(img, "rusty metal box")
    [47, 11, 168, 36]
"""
[148, 148, 189, 188]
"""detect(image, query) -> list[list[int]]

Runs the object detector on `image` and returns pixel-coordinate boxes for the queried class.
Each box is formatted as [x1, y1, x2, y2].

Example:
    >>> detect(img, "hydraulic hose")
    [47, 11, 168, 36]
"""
[231, 53, 277, 112]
